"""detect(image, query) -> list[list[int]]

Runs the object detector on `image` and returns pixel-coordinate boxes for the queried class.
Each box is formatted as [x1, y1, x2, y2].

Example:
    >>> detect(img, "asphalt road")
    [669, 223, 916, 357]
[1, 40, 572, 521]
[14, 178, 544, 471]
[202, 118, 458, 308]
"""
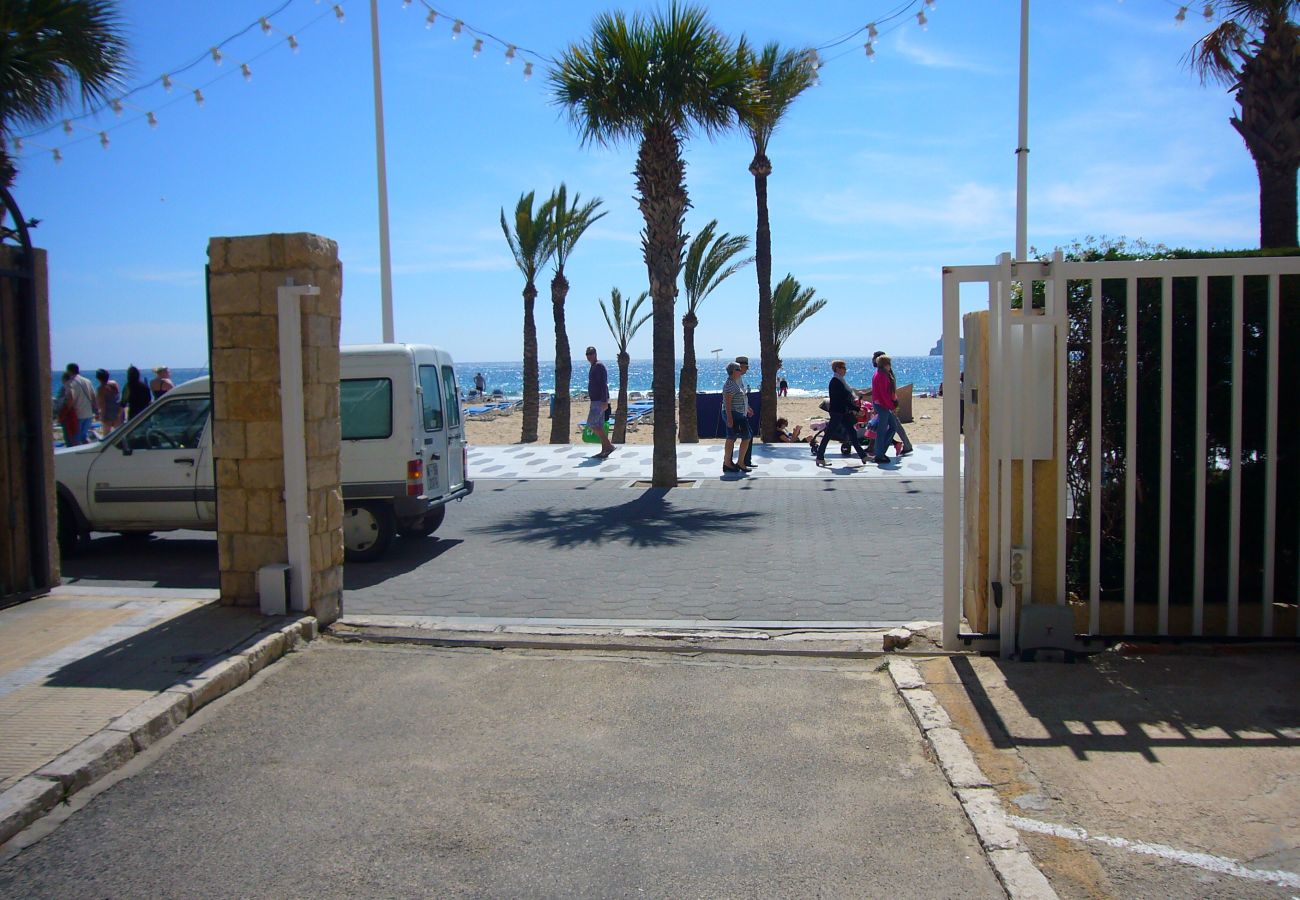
[0, 640, 1002, 898]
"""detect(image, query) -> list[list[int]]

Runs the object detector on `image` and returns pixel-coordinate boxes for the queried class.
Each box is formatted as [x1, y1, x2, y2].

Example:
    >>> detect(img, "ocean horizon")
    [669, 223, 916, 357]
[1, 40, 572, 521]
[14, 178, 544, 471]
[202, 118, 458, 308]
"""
[53, 355, 958, 402]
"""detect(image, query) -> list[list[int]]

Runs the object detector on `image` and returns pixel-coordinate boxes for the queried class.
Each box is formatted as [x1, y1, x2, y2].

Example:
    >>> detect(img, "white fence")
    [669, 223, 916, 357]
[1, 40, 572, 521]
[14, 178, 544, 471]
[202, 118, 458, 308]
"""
[942, 253, 1300, 655]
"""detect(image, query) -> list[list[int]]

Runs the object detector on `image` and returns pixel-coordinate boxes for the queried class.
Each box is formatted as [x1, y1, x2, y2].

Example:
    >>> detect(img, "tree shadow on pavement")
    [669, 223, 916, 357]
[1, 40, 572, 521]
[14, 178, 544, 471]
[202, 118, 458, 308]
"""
[469, 488, 761, 550]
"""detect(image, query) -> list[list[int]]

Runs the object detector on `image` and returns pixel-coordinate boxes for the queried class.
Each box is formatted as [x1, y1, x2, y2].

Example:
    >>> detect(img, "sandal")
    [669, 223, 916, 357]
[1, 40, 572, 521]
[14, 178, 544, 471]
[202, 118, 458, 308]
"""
[722, 463, 742, 473]
[814, 458, 830, 468]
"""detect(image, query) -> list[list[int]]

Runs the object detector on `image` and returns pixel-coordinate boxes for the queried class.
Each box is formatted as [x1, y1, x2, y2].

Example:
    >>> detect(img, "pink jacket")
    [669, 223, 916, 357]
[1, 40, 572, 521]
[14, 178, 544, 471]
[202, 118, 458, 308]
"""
[871, 369, 895, 410]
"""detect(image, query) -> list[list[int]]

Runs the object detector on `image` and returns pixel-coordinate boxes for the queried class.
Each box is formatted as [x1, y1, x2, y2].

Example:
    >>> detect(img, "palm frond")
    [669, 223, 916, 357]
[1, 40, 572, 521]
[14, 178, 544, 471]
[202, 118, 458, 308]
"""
[738, 41, 818, 156]
[500, 190, 555, 282]
[600, 287, 652, 351]
[546, 182, 607, 270]
[772, 274, 828, 355]
[683, 219, 752, 315]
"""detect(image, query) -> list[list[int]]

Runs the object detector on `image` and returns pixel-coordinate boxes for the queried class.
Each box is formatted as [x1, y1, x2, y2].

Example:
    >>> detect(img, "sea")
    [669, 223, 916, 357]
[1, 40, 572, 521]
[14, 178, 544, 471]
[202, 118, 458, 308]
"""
[53, 356, 956, 402]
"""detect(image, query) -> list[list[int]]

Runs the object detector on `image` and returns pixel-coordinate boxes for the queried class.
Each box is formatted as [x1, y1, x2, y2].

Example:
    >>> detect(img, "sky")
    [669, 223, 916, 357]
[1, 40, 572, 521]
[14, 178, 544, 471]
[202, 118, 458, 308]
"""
[17, 0, 1260, 369]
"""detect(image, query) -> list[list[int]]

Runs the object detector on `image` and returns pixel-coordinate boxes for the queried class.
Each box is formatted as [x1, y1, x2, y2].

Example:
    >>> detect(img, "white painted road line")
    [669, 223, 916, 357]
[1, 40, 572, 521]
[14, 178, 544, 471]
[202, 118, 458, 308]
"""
[1006, 814, 1300, 890]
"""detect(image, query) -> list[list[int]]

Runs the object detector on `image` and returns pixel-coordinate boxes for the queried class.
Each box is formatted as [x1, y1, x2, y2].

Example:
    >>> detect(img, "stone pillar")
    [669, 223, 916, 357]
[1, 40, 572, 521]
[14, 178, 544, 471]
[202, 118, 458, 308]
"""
[206, 234, 344, 624]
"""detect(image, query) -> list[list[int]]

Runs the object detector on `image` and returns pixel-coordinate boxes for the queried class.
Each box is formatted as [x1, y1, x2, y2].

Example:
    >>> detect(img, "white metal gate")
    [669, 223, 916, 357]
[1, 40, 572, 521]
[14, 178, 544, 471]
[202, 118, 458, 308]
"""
[942, 253, 1300, 656]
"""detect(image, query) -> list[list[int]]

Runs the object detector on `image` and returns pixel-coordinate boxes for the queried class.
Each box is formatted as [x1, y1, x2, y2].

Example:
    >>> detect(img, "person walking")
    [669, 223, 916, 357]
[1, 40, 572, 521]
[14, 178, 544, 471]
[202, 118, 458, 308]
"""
[124, 365, 152, 421]
[150, 366, 174, 398]
[872, 350, 913, 456]
[813, 360, 869, 468]
[722, 361, 753, 474]
[583, 346, 615, 459]
[95, 368, 123, 436]
[871, 354, 900, 464]
[63, 363, 98, 446]
[734, 355, 755, 466]
[473, 372, 486, 396]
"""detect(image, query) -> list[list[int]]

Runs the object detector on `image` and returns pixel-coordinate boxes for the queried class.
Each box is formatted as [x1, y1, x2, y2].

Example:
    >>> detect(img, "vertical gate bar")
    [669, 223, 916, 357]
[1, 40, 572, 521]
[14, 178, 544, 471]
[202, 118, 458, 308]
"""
[1022, 273, 1034, 608]
[1089, 278, 1102, 635]
[1158, 276, 1172, 634]
[999, 256, 1016, 658]
[942, 269, 962, 649]
[1124, 276, 1137, 634]
[1229, 274, 1243, 635]
[1262, 274, 1278, 636]
[1054, 255, 1067, 606]
[1194, 275, 1208, 635]
[987, 277, 1001, 631]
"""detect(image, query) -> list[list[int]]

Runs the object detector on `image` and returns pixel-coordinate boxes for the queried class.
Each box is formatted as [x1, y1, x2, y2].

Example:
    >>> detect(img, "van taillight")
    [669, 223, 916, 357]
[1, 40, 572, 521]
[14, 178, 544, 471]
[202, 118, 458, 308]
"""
[406, 459, 423, 495]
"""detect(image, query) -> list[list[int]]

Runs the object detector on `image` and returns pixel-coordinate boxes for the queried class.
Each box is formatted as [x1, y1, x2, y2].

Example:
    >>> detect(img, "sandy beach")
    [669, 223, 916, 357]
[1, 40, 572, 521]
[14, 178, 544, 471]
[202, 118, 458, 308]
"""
[464, 395, 946, 446]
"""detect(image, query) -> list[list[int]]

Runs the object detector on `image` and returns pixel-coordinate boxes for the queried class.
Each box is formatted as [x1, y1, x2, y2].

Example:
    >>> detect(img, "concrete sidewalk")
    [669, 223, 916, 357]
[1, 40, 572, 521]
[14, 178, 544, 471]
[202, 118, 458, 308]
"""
[0, 586, 316, 843]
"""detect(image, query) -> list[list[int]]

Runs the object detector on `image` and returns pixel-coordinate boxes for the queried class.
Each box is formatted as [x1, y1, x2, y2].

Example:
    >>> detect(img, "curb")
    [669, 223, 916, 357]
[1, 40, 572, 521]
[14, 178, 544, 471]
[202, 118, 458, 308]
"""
[0, 616, 318, 846]
[887, 658, 1059, 900]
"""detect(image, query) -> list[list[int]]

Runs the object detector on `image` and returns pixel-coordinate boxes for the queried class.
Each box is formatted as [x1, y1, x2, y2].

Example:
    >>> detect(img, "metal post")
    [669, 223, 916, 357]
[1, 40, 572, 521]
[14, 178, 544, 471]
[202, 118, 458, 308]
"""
[1015, 0, 1030, 261]
[278, 280, 321, 612]
[370, 0, 395, 343]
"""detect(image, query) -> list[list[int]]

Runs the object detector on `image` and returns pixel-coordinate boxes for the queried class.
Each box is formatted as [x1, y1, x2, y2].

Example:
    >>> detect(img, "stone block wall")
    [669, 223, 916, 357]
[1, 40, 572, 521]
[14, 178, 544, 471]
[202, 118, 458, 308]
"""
[207, 233, 343, 624]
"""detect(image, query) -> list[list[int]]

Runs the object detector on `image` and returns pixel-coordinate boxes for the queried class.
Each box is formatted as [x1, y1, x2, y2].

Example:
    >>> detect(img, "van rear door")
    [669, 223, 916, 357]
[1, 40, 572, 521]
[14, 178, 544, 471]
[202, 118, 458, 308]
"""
[440, 362, 466, 490]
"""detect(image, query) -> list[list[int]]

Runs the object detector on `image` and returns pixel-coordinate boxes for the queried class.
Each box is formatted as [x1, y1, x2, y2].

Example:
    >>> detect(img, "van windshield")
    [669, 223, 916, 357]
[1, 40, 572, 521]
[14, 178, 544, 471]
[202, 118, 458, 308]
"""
[419, 365, 444, 431]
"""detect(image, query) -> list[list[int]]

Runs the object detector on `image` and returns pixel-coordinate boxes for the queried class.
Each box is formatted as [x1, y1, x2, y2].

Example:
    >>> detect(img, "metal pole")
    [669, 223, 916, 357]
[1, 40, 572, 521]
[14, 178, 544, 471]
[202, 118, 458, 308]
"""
[370, 0, 395, 343]
[278, 280, 321, 613]
[1015, 0, 1029, 261]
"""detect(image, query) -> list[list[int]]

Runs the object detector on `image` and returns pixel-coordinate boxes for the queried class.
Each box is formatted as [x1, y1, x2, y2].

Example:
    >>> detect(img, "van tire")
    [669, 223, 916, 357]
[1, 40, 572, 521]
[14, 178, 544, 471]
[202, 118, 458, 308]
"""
[397, 505, 445, 538]
[57, 496, 85, 558]
[343, 501, 395, 563]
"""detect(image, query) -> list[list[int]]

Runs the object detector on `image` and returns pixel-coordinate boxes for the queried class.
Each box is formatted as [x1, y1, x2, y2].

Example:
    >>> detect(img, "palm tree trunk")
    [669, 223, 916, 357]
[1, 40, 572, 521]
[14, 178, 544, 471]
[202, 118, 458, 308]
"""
[615, 352, 630, 443]
[550, 271, 572, 443]
[637, 124, 686, 487]
[1255, 157, 1298, 249]
[679, 314, 698, 442]
[751, 154, 778, 444]
[521, 283, 539, 443]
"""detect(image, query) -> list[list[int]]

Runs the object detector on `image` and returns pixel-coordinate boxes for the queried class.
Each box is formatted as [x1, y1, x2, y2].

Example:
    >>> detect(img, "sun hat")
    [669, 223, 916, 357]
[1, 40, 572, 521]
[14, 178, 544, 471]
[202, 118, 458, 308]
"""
[734, 356, 749, 365]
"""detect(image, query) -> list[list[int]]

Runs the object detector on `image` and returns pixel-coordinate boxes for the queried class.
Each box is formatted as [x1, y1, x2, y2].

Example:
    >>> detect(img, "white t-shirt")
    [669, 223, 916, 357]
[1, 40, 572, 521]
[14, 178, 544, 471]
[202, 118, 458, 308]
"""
[68, 375, 96, 418]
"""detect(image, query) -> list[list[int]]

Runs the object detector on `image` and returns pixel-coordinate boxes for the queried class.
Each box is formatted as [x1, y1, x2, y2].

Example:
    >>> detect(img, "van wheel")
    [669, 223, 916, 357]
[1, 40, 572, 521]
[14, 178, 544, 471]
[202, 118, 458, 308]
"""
[57, 496, 85, 558]
[343, 502, 395, 563]
[397, 505, 445, 538]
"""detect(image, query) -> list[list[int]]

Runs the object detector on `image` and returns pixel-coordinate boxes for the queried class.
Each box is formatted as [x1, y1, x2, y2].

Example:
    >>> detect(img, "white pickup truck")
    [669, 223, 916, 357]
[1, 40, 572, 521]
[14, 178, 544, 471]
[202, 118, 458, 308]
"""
[55, 343, 473, 562]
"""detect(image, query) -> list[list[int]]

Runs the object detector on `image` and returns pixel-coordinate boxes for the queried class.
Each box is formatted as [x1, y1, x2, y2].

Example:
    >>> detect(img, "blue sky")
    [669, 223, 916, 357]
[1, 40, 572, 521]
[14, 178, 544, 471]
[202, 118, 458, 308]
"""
[19, 0, 1257, 369]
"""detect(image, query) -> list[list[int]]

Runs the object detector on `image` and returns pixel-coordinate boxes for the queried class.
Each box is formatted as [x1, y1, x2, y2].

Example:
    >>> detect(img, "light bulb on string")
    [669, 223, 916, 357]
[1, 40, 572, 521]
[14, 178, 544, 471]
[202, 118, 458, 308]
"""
[425, 10, 437, 28]
[1175, 6, 1187, 25]
[147, 111, 158, 128]
[925, 0, 935, 7]
[260, 17, 272, 34]
[523, 61, 533, 80]
[161, 74, 174, 91]
[917, 10, 928, 28]
[111, 98, 123, 115]
[62, 119, 73, 135]
[472, 38, 483, 57]
[99, 131, 109, 149]
[867, 22, 878, 40]
[210, 47, 222, 65]
[52, 148, 62, 164]
[288, 34, 299, 52]
[401, 0, 411, 7]
[1202, 3, 1213, 20]
[193, 88, 205, 107]
[864, 42, 875, 60]
[451, 20, 463, 39]
[241, 63, 252, 81]
[505, 45, 516, 64]
[333, 5, 344, 23]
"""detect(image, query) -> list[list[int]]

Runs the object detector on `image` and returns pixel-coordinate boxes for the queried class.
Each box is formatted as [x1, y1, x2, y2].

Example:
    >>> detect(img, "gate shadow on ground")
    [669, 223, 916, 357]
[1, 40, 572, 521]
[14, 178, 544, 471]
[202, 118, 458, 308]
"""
[63, 533, 218, 590]
[469, 487, 761, 549]
[951, 653, 1300, 762]
[344, 538, 462, 590]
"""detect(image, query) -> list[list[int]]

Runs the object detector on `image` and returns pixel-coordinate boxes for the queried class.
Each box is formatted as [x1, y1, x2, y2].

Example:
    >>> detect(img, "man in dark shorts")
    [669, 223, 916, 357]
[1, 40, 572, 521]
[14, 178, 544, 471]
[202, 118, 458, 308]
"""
[584, 346, 615, 459]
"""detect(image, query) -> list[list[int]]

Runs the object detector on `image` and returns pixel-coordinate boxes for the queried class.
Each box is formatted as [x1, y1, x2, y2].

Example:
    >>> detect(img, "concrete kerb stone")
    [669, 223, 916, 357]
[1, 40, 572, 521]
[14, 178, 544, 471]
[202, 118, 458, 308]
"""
[235, 630, 287, 676]
[34, 731, 134, 797]
[887, 658, 1060, 900]
[104, 691, 190, 753]
[0, 777, 63, 845]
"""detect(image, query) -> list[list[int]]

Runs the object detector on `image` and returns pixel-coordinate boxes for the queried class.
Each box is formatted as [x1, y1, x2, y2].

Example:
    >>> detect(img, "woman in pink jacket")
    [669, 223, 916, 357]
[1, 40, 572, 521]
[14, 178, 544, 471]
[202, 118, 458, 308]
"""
[870, 354, 899, 464]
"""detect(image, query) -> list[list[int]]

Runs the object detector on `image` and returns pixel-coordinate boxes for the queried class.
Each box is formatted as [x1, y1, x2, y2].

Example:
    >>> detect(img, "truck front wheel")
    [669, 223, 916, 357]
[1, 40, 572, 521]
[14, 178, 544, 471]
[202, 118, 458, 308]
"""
[343, 501, 395, 563]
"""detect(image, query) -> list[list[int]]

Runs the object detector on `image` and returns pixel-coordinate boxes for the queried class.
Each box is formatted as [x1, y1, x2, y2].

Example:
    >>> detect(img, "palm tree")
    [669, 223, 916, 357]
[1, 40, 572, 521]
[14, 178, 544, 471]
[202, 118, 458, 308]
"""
[771, 274, 827, 363]
[1190, 1, 1300, 248]
[736, 43, 818, 441]
[600, 287, 651, 443]
[679, 220, 752, 442]
[0, 0, 128, 188]
[500, 191, 555, 442]
[551, 4, 753, 486]
[545, 184, 606, 444]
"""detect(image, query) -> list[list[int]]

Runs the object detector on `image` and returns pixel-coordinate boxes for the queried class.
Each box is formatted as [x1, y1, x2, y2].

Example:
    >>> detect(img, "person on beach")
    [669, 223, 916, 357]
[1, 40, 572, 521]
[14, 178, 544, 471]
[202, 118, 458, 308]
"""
[813, 359, 869, 468]
[584, 346, 615, 459]
[871, 354, 900, 464]
[872, 351, 913, 457]
[56, 372, 77, 445]
[95, 369, 123, 436]
[722, 361, 753, 474]
[778, 376, 788, 397]
[473, 372, 486, 396]
[150, 366, 174, 398]
[124, 365, 152, 421]
[63, 363, 98, 446]
[774, 417, 801, 442]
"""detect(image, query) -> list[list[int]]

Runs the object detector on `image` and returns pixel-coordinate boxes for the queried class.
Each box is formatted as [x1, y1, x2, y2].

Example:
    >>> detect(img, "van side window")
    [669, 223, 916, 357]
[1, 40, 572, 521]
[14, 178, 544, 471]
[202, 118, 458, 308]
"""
[419, 365, 444, 431]
[341, 378, 393, 440]
[122, 397, 211, 451]
[441, 365, 461, 427]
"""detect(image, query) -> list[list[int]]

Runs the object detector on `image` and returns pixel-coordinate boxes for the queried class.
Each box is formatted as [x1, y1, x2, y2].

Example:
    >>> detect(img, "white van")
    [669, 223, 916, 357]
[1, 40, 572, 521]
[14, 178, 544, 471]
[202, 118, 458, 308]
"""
[55, 343, 472, 562]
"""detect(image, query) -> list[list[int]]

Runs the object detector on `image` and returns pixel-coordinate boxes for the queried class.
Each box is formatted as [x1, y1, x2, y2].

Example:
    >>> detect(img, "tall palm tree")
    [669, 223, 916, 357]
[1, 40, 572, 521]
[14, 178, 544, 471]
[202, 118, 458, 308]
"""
[736, 43, 817, 441]
[0, 0, 128, 188]
[771, 274, 827, 363]
[679, 220, 752, 442]
[600, 287, 651, 443]
[500, 191, 555, 442]
[551, 4, 754, 486]
[545, 184, 606, 444]
[1190, 1, 1300, 248]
